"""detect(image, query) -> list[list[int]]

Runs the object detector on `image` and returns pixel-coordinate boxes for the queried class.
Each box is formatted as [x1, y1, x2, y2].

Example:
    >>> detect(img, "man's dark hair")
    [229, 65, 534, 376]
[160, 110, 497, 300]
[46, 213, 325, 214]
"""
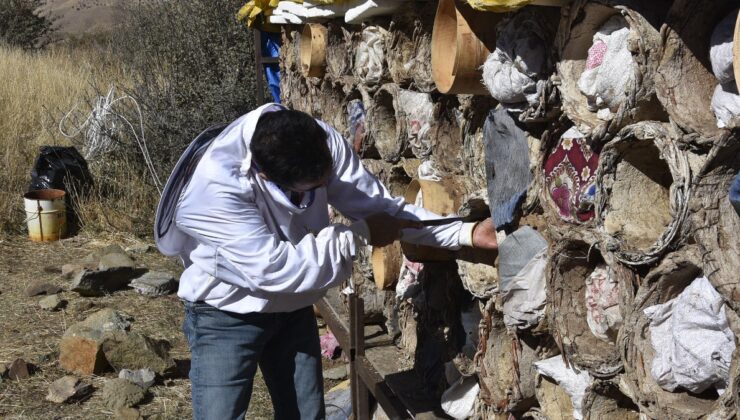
[250, 110, 332, 188]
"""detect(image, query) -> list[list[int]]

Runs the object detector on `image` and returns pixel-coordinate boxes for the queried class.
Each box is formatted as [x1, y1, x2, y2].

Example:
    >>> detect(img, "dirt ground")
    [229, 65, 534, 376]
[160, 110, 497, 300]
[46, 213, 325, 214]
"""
[0, 233, 344, 419]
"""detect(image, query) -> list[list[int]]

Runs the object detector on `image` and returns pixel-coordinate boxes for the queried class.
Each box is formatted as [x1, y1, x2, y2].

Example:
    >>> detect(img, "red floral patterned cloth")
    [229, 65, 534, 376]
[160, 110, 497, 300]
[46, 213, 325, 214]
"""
[543, 128, 600, 223]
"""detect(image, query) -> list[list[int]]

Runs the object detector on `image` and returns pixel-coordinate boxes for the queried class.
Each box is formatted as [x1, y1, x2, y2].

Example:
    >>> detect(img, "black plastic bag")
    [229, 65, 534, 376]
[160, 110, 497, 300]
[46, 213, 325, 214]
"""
[28, 146, 93, 195]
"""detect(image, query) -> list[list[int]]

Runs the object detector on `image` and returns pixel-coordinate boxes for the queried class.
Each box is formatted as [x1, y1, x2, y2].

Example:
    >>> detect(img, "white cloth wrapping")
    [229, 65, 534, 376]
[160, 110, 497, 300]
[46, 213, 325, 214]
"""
[397, 90, 434, 158]
[535, 356, 593, 420]
[584, 265, 622, 343]
[274, 0, 363, 21]
[395, 256, 424, 300]
[710, 10, 737, 85]
[344, 0, 404, 24]
[482, 11, 549, 109]
[644, 276, 736, 394]
[577, 15, 635, 120]
[354, 26, 388, 86]
[709, 11, 740, 129]
[712, 83, 740, 129]
[501, 248, 547, 330]
[268, 10, 304, 24]
[441, 374, 480, 419]
[417, 159, 442, 182]
[275, 1, 337, 19]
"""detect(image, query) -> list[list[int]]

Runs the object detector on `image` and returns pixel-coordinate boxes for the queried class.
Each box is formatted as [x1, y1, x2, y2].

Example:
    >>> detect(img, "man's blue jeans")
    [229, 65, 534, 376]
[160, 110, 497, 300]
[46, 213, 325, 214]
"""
[182, 301, 325, 419]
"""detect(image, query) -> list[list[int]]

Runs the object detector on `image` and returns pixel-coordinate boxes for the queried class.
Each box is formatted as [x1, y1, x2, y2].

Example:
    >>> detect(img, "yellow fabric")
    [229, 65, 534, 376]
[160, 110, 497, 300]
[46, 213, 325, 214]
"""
[237, 0, 298, 28]
[465, 0, 537, 12]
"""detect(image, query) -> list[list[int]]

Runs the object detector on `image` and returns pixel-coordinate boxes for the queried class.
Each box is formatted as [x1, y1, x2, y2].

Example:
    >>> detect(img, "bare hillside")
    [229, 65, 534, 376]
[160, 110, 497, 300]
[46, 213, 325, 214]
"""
[39, 0, 125, 35]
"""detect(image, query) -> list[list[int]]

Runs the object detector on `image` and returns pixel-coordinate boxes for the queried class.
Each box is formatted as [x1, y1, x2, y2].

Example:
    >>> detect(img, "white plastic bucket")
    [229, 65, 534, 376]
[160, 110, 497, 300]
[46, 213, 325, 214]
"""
[23, 189, 67, 242]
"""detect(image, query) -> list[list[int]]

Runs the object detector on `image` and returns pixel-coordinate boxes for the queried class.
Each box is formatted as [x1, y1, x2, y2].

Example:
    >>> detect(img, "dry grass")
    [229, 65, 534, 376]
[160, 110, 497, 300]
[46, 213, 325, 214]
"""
[0, 44, 124, 234]
[0, 43, 160, 238]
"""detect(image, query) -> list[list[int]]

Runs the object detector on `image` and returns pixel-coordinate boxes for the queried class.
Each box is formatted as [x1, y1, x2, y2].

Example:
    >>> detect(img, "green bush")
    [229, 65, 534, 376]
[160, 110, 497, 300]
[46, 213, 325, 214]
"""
[114, 0, 259, 177]
[0, 0, 53, 49]
[61, 0, 260, 236]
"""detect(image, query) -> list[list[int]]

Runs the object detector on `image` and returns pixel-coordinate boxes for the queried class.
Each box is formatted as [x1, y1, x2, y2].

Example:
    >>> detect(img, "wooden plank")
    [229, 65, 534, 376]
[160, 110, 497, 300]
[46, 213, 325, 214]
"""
[253, 30, 265, 105]
[315, 294, 350, 350]
[350, 295, 371, 419]
[357, 356, 412, 419]
[316, 291, 444, 418]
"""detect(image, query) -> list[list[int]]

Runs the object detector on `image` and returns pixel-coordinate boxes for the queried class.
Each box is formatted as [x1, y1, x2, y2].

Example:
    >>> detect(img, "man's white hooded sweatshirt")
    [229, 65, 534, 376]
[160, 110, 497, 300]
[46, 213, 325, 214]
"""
[161, 104, 474, 314]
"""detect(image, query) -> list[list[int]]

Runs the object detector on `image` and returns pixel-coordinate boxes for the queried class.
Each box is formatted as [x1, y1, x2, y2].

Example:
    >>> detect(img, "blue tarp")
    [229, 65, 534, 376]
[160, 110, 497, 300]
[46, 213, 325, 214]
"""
[261, 31, 282, 103]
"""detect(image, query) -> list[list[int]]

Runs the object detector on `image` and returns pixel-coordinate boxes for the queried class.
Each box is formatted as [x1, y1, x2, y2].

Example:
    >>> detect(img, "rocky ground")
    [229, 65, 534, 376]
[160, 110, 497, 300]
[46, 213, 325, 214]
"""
[0, 233, 346, 419]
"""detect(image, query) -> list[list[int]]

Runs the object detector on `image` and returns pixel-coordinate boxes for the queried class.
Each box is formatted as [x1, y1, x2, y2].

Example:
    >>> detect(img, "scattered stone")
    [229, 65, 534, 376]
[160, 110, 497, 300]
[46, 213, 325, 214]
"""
[99, 252, 136, 271]
[102, 378, 145, 410]
[80, 252, 100, 266]
[59, 337, 109, 375]
[8, 358, 30, 380]
[70, 299, 96, 314]
[101, 244, 127, 255]
[129, 271, 177, 296]
[64, 308, 133, 340]
[102, 332, 176, 376]
[46, 375, 93, 403]
[81, 245, 127, 265]
[61, 263, 95, 280]
[59, 308, 133, 375]
[40, 294, 65, 311]
[119, 368, 156, 390]
[125, 244, 151, 254]
[115, 407, 144, 420]
[61, 264, 80, 279]
[71, 267, 147, 297]
[324, 365, 349, 381]
[24, 281, 63, 297]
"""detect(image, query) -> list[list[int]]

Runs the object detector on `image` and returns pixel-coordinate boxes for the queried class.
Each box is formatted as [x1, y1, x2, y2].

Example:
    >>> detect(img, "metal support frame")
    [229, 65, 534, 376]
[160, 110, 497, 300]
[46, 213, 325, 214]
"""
[253, 30, 280, 105]
[315, 295, 411, 419]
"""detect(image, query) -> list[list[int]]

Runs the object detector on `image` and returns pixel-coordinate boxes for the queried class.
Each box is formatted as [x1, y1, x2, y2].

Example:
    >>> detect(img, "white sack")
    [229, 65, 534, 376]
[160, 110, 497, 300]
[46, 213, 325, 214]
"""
[345, 0, 404, 24]
[710, 10, 737, 85]
[417, 159, 442, 182]
[535, 356, 593, 420]
[644, 276, 736, 394]
[482, 11, 549, 109]
[441, 375, 479, 419]
[501, 248, 547, 330]
[577, 15, 635, 120]
[712, 82, 740, 129]
[268, 11, 304, 24]
[276, 1, 337, 19]
[398, 90, 434, 158]
[584, 265, 622, 343]
[354, 26, 388, 86]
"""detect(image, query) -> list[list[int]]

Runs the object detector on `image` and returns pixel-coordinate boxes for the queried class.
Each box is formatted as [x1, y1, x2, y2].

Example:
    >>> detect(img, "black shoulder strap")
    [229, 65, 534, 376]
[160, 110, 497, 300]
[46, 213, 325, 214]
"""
[155, 123, 228, 240]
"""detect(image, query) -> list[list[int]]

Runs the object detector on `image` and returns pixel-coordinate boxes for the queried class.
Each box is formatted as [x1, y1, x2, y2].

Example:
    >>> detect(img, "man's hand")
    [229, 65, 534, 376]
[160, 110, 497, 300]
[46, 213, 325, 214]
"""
[365, 213, 423, 247]
[472, 218, 498, 250]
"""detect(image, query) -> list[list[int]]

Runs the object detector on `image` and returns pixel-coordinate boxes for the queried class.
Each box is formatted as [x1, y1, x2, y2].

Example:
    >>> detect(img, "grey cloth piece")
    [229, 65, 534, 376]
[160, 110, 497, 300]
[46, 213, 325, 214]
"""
[498, 226, 548, 287]
[484, 108, 532, 229]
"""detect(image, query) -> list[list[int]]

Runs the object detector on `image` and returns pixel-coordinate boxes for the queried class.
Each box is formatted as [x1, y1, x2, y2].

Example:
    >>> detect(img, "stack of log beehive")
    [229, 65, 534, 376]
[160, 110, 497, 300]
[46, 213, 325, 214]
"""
[278, 0, 740, 418]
